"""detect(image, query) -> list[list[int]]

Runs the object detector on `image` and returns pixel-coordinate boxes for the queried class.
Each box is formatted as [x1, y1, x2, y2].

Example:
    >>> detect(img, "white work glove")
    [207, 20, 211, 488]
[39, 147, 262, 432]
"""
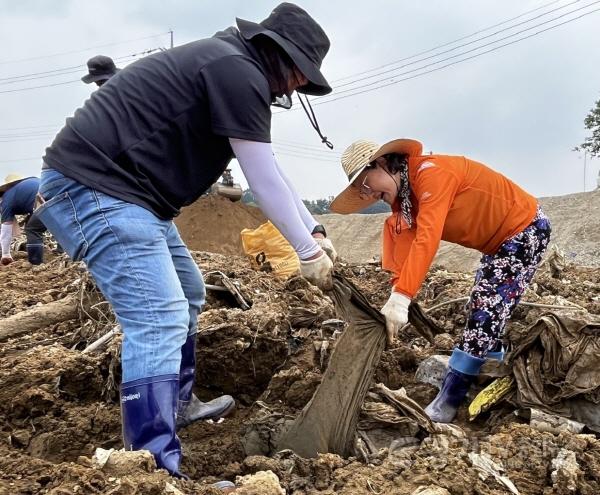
[380, 291, 411, 345]
[314, 237, 337, 263]
[300, 251, 334, 291]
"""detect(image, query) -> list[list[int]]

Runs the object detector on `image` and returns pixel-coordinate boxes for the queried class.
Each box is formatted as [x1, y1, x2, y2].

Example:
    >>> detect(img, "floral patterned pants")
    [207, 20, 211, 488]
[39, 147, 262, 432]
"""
[458, 206, 551, 357]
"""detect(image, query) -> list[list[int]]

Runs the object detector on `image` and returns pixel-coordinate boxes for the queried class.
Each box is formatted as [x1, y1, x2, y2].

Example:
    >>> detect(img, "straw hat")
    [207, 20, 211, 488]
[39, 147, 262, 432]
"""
[0, 173, 26, 194]
[330, 138, 423, 214]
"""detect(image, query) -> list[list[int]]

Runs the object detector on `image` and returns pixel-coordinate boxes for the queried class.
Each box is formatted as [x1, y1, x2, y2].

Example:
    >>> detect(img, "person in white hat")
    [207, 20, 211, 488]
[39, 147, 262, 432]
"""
[0, 173, 47, 266]
[331, 138, 551, 424]
[36, 3, 336, 487]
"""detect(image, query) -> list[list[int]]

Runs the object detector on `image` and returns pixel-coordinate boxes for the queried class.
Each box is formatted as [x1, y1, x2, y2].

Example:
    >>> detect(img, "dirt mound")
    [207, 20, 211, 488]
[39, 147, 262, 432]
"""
[317, 189, 600, 270]
[1, 247, 599, 493]
[175, 195, 265, 255]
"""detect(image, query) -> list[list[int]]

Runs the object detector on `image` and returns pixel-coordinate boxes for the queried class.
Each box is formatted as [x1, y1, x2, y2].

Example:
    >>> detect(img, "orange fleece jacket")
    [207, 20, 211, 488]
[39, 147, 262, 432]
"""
[381, 154, 537, 298]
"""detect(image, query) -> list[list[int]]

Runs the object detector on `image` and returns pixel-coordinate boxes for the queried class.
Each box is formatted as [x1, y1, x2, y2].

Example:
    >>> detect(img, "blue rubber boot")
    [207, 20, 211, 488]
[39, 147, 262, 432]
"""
[26, 243, 44, 265]
[424, 348, 485, 423]
[486, 350, 505, 361]
[177, 334, 235, 428]
[486, 341, 505, 361]
[121, 374, 185, 478]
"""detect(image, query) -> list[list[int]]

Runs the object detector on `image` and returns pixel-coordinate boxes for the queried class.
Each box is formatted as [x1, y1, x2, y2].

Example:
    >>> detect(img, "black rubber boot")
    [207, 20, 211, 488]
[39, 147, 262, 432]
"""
[177, 334, 235, 428]
[26, 243, 44, 265]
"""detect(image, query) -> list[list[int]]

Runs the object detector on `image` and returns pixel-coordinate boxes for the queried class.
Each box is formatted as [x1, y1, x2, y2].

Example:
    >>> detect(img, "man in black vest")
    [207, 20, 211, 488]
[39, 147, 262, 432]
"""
[38, 3, 335, 487]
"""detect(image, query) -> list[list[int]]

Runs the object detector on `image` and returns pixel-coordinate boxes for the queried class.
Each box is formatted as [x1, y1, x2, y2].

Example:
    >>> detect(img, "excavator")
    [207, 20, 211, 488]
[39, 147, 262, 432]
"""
[210, 168, 243, 202]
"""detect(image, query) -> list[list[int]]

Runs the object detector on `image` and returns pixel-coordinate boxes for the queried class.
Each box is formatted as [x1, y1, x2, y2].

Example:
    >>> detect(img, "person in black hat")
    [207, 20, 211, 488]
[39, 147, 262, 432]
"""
[81, 55, 120, 87]
[38, 3, 335, 488]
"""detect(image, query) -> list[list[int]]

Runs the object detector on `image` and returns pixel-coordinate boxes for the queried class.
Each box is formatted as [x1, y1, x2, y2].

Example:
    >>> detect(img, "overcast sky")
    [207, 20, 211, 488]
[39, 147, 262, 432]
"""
[1, 0, 599, 200]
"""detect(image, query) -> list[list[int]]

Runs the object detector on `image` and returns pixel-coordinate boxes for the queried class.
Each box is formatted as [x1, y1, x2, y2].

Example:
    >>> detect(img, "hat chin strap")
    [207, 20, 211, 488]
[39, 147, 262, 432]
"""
[297, 94, 333, 149]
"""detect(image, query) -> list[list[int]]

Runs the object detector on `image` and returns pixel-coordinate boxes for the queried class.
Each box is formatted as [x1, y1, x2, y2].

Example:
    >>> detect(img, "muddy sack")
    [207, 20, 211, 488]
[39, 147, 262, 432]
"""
[508, 312, 600, 429]
[277, 275, 386, 458]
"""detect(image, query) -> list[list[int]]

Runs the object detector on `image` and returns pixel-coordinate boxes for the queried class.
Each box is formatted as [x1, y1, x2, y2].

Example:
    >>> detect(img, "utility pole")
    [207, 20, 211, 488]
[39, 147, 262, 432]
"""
[583, 150, 587, 193]
[169, 29, 174, 49]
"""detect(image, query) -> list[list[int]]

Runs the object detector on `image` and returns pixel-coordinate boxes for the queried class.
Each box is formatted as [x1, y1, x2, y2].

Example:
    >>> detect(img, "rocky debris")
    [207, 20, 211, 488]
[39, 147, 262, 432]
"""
[415, 355, 450, 390]
[235, 470, 285, 495]
[468, 452, 519, 495]
[1, 249, 599, 494]
[551, 448, 582, 493]
[411, 486, 451, 495]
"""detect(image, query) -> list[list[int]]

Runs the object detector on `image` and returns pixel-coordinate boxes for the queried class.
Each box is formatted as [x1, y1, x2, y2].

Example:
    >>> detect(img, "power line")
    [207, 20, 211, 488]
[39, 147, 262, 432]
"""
[273, 150, 339, 163]
[0, 134, 339, 155]
[319, 1, 600, 100]
[0, 32, 170, 66]
[311, 5, 600, 107]
[273, 148, 340, 162]
[0, 48, 162, 93]
[0, 79, 81, 94]
[0, 51, 146, 84]
[318, 1, 600, 101]
[273, 138, 342, 153]
[0, 49, 161, 87]
[0, 132, 340, 164]
[4, 3, 596, 140]
[274, 1, 600, 111]
[0, 126, 334, 157]
[0, 136, 54, 143]
[273, 142, 341, 157]
[0, 63, 88, 82]
[0, 156, 42, 164]
[334, 0, 583, 90]
[0, 124, 56, 131]
[0, 132, 55, 139]
[273, 147, 339, 160]
[330, 0, 572, 84]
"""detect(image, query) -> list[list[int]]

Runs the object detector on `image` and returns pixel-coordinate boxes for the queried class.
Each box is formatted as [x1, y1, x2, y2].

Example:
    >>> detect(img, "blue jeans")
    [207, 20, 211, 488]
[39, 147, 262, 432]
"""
[37, 169, 205, 382]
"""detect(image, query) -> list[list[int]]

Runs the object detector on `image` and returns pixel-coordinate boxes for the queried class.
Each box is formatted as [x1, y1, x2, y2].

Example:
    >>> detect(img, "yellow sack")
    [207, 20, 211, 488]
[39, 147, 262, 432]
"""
[241, 221, 300, 278]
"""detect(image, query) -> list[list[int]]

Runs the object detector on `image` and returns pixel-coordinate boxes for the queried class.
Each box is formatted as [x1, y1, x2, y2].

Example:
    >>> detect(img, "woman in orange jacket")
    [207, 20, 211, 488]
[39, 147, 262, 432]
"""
[330, 138, 551, 423]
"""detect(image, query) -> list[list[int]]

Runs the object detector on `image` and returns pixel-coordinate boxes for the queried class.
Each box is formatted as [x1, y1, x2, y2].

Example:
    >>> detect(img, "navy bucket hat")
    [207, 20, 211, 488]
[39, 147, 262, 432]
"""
[236, 3, 332, 96]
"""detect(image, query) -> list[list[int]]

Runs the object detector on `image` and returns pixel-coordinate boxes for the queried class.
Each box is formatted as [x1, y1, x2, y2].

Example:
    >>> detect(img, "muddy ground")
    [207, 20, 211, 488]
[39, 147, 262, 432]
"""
[0, 249, 599, 494]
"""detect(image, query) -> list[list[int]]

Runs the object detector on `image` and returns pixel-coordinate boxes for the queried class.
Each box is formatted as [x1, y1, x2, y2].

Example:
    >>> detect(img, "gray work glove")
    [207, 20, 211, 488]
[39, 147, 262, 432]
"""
[315, 237, 338, 263]
[380, 291, 411, 345]
[300, 251, 333, 291]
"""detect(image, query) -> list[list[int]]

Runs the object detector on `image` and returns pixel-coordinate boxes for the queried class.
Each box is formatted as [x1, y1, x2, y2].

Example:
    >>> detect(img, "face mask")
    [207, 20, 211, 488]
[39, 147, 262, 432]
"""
[271, 93, 292, 109]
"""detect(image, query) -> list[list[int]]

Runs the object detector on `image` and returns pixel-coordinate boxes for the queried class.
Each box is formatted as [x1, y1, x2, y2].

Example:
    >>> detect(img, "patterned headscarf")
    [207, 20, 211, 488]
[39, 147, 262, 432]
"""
[390, 154, 412, 234]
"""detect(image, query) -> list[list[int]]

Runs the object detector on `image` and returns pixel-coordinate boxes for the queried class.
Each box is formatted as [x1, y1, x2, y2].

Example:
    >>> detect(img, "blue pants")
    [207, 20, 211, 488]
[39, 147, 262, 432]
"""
[37, 169, 205, 382]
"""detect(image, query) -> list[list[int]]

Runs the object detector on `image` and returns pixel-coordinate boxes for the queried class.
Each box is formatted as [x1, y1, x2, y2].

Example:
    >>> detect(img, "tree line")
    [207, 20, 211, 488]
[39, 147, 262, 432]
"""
[241, 190, 391, 214]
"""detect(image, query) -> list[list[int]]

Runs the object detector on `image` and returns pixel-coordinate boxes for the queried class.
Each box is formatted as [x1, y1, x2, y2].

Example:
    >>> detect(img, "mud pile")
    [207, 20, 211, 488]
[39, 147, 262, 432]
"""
[174, 195, 265, 255]
[0, 250, 599, 494]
